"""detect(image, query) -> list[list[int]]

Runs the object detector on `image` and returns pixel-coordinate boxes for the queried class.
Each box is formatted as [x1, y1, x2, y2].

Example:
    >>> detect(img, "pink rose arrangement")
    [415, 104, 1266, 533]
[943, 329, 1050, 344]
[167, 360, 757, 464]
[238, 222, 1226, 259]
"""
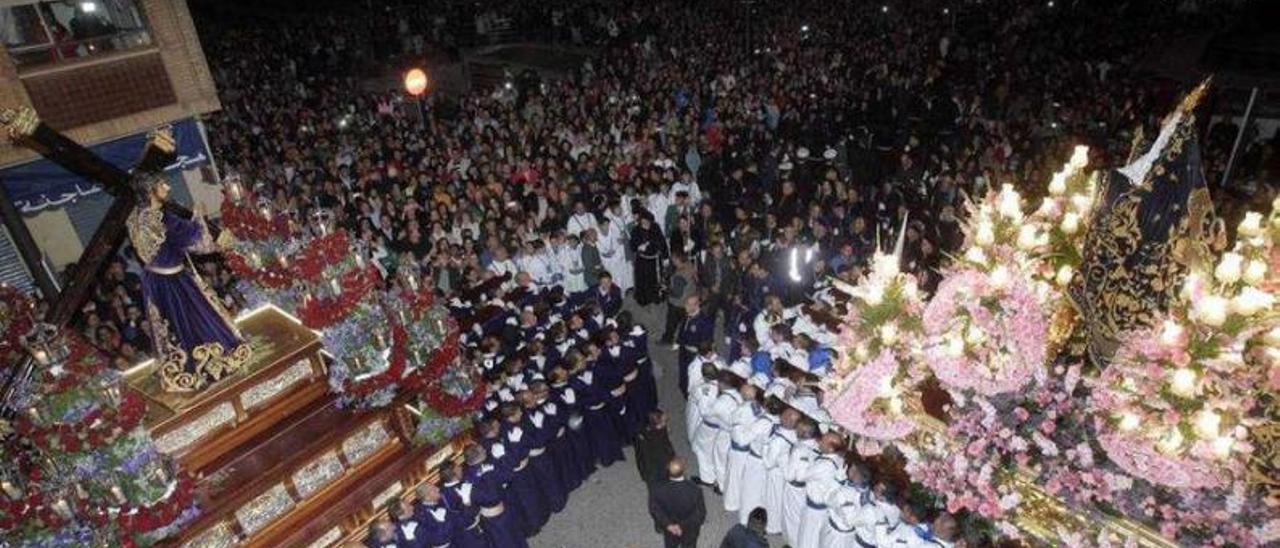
[923, 265, 1049, 397]
[823, 252, 927, 448]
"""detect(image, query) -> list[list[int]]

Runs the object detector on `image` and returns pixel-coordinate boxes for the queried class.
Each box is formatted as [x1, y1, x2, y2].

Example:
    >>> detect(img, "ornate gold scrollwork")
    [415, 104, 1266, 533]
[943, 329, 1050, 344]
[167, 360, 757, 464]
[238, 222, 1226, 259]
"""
[0, 107, 39, 142]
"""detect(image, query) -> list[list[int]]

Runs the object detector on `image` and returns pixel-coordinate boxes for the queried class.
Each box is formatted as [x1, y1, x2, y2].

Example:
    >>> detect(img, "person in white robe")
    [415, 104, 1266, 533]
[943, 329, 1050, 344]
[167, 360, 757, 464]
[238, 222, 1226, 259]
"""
[754, 295, 797, 352]
[822, 464, 877, 548]
[722, 379, 763, 513]
[598, 217, 633, 292]
[709, 364, 749, 491]
[883, 502, 935, 547]
[669, 173, 703, 204]
[566, 202, 598, 238]
[796, 433, 846, 548]
[558, 234, 587, 295]
[689, 363, 722, 486]
[736, 395, 779, 526]
[872, 482, 904, 546]
[487, 246, 519, 279]
[762, 409, 801, 535]
[783, 421, 820, 544]
[646, 189, 671, 236]
[686, 345, 725, 395]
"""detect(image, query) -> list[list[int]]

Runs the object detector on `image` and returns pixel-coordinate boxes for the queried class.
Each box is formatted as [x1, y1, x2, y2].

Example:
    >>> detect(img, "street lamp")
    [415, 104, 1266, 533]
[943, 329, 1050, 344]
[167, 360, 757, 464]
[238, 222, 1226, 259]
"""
[404, 68, 429, 123]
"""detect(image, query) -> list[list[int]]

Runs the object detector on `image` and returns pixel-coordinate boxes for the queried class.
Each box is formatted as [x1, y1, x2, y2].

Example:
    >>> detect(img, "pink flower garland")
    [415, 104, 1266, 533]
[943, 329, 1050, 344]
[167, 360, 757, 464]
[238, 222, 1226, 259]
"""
[825, 349, 916, 441]
[923, 268, 1048, 396]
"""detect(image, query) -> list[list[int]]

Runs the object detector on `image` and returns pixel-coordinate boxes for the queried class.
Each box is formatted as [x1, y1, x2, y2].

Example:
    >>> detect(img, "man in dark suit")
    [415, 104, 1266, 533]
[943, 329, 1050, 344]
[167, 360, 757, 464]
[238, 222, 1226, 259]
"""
[648, 457, 707, 548]
[635, 410, 676, 484]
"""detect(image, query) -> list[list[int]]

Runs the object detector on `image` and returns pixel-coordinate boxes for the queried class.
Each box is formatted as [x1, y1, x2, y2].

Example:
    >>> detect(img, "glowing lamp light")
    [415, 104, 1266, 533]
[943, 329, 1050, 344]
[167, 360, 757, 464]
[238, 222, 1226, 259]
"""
[80, 2, 97, 13]
[404, 68, 429, 97]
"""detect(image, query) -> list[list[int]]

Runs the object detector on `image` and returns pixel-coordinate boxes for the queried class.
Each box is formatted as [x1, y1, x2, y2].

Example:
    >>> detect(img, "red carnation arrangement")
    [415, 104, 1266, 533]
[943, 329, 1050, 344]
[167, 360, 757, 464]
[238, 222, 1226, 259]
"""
[297, 264, 383, 329]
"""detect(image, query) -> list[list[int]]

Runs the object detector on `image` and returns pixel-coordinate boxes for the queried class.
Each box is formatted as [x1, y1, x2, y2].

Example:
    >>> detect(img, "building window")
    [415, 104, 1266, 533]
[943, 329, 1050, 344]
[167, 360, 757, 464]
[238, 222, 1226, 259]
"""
[1, 0, 152, 70]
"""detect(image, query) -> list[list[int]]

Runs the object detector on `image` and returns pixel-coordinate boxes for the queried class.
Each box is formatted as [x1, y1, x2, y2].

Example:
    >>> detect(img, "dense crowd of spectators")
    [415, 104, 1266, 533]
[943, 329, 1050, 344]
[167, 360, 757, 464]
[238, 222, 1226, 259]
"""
[61, 0, 1275, 382]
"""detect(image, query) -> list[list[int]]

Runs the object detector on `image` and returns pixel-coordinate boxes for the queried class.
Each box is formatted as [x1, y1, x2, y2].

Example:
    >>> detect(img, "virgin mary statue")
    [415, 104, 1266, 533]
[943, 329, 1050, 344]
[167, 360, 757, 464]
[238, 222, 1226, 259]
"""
[126, 175, 251, 392]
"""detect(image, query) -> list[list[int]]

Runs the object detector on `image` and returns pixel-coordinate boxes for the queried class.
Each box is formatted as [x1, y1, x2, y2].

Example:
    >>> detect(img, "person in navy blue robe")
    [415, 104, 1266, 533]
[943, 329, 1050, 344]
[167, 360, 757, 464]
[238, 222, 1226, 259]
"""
[439, 463, 488, 548]
[676, 296, 715, 398]
[521, 390, 568, 519]
[593, 337, 632, 443]
[387, 498, 424, 548]
[576, 351, 625, 466]
[364, 517, 398, 548]
[620, 313, 659, 414]
[462, 444, 530, 548]
[413, 483, 454, 548]
[532, 379, 577, 495]
[553, 365, 596, 486]
[501, 403, 548, 536]
[587, 272, 624, 317]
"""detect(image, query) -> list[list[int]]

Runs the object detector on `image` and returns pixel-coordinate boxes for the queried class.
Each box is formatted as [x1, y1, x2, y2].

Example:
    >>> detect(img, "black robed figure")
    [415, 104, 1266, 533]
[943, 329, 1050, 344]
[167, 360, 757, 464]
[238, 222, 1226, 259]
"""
[1070, 80, 1224, 365]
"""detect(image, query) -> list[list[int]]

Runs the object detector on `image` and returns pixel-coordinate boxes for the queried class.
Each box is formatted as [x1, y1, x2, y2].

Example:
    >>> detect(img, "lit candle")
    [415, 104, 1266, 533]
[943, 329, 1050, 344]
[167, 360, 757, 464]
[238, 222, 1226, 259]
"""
[397, 309, 408, 325]
[1158, 321, 1184, 347]
[1069, 145, 1089, 171]
[31, 349, 49, 365]
[51, 498, 73, 519]
[249, 252, 261, 267]
[1169, 368, 1196, 398]
[104, 386, 121, 406]
[330, 278, 342, 295]
[302, 292, 313, 306]
[1116, 412, 1139, 431]
[1211, 436, 1233, 459]
[1194, 409, 1221, 439]
[1156, 427, 1183, 454]
[109, 485, 127, 505]
[260, 206, 271, 219]
[355, 253, 365, 268]
[226, 179, 243, 203]
[374, 331, 387, 349]
[26, 407, 40, 423]
[989, 265, 1010, 289]
[407, 274, 419, 291]
[277, 255, 289, 270]
[878, 323, 898, 346]
[887, 396, 903, 415]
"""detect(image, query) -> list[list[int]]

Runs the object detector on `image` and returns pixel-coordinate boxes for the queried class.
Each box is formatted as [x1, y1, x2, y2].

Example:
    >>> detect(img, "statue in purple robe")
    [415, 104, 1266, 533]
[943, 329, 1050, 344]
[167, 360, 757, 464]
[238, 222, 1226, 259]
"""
[125, 175, 251, 392]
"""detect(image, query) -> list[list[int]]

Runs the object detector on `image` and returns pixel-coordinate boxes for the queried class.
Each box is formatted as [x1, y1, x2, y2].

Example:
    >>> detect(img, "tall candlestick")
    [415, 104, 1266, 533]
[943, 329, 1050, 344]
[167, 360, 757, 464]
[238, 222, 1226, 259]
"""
[109, 485, 127, 505]
[1, 480, 22, 500]
[226, 179, 243, 203]
[330, 278, 342, 295]
[406, 274, 418, 291]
